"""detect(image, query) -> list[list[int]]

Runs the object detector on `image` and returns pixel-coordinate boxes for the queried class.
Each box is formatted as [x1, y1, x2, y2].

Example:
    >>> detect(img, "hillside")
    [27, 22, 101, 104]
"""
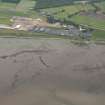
[0, 0, 20, 3]
[35, 0, 102, 9]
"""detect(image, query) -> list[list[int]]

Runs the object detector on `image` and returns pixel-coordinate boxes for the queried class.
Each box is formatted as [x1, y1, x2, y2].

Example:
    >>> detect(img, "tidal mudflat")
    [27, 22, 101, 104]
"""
[0, 38, 105, 105]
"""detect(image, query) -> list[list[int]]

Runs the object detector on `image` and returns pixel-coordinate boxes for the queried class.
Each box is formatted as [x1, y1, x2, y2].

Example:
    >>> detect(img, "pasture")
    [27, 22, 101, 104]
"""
[42, 4, 95, 20]
[40, 0, 105, 31]
[92, 30, 105, 40]
[0, 0, 105, 40]
[70, 15, 105, 30]
[34, 0, 101, 9]
[16, 0, 36, 11]
[0, 0, 41, 24]
[95, 1, 105, 12]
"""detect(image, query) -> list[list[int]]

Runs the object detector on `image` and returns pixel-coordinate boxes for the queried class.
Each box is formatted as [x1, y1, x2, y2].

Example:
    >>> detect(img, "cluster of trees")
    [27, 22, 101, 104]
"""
[35, 0, 101, 9]
[1, 0, 20, 3]
[35, 0, 77, 9]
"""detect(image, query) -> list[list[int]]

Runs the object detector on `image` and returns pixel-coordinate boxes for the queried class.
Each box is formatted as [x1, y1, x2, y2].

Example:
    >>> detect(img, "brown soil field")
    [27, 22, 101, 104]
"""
[0, 38, 105, 105]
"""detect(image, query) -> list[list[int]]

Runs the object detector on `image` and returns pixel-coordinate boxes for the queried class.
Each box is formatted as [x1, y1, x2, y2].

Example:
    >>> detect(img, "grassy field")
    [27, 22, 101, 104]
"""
[41, 2, 105, 31]
[0, 29, 71, 39]
[0, 0, 41, 24]
[42, 4, 95, 20]
[0, 2, 16, 9]
[92, 30, 105, 40]
[35, 0, 75, 9]
[0, 27, 104, 42]
[95, 1, 105, 12]
[16, 0, 36, 11]
[70, 15, 105, 30]
[0, 0, 105, 41]
[0, 9, 29, 25]
[34, 0, 100, 9]
[39, 1, 105, 32]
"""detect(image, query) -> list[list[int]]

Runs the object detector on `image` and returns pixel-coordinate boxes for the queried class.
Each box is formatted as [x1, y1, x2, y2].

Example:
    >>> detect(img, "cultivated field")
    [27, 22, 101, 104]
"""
[42, 4, 95, 20]
[0, 0, 105, 39]
[0, 0, 40, 24]
[95, 1, 105, 12]
[0, 0, 105, 32]
[38, 0, 105, 32]
[70, 15, 105, 30]
[34, 0, 102, 9]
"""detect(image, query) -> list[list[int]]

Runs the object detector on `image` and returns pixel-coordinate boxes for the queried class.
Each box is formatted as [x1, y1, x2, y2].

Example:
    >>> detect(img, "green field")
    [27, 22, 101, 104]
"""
[70, 15, 105, 30]
[0, 0, 41, 24]
[0, 0, 20, 3]
[35, 0, 101, 9]
[42, 4, 95, 20]
[39, 1, 105, 31]
[92, 30, 105, 40]
[0, 29, 71, 39]
[0, 0, 105, 40]
[95, 1, 105, 12]
[16, 0, 36, 11]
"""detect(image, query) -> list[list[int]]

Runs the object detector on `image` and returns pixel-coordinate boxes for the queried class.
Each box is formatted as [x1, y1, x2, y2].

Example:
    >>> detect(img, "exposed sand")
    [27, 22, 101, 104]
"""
[0, 38, 105, 105]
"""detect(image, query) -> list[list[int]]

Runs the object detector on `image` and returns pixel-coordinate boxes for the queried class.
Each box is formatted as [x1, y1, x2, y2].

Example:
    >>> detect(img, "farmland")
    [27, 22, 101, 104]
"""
[0, 0, 105, 40]
[0, 0, 40, 24]
[39, 0, 105, 30]
[95, 1, 105, 12]
[0, 0, 20, 3]
[42, 4, 95, 20]
[70, 15, 105, 30]
[34, 0, 105, 40]
[0, 0, 104, 26]
[35, 0, 103, 9]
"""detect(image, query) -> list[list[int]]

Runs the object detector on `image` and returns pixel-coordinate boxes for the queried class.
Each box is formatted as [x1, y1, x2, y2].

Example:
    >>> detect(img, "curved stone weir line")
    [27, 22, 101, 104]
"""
[39, 56, 49, 68]
[73, 64, 105, 72]
[0, 49, 50, 59]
